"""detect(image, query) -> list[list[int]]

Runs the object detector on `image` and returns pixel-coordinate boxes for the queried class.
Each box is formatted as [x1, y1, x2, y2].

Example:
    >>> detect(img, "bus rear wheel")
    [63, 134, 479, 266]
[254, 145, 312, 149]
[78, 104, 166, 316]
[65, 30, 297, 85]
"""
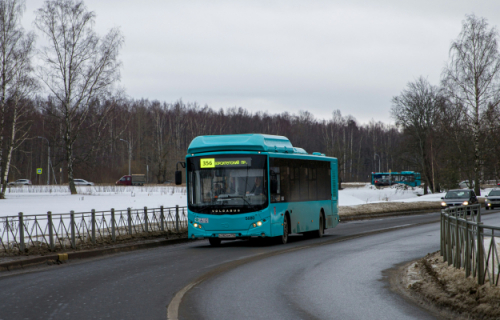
[276, 215, 289, 245]
[209, 238, 221, 246]
[312, 214, 324, 238]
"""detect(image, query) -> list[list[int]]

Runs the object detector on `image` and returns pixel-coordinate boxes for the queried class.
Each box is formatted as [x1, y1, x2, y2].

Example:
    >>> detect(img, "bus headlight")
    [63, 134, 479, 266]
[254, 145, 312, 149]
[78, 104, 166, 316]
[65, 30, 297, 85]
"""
[193, 223, 198, 228]
[462, 201, 469, 206]
[252, 221, 263, 228]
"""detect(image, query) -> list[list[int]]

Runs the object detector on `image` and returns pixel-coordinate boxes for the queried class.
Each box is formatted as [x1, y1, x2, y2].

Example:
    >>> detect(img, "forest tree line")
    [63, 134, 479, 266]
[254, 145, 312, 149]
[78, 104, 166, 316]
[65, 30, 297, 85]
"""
[8, 98, 405, 188]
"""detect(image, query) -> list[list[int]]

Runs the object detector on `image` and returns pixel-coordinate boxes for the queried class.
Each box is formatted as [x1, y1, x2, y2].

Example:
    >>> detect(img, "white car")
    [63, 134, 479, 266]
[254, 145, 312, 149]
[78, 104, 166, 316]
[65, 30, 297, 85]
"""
[459, 180, 474, 189]
[73, 179, 94, 186]
[7, 179, 32, 186]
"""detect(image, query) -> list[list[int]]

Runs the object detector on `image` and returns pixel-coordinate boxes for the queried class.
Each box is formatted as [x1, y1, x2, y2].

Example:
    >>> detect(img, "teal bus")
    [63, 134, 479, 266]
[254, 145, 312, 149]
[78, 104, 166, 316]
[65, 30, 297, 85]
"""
[175, 134, 339, 246]
[371, 171, 421, 187]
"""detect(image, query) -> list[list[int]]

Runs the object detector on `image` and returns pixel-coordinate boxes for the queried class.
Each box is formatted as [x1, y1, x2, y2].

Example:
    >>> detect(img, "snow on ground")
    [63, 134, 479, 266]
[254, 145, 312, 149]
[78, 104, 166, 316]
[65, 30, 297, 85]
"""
[1, 183, 491, 217]
[338, 183, 442, 206]
[1, 185, 186, 217]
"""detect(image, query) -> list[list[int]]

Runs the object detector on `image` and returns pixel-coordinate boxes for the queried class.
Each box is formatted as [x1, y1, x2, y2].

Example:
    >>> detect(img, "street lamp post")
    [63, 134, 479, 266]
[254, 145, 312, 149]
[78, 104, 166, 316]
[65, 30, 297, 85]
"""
[374, 153, 381, 172]
[120, 139, 131, 176]
[38, 136, 50, 185]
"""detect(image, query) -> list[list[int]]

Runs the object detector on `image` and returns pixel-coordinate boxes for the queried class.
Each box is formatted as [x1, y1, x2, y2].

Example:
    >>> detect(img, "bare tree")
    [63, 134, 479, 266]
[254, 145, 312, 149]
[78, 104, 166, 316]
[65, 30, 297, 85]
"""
[391, 77, 443, 193]
[442, 14, 500, 195]
[34, 0, 123, 194]
[0, 0, 37, 199]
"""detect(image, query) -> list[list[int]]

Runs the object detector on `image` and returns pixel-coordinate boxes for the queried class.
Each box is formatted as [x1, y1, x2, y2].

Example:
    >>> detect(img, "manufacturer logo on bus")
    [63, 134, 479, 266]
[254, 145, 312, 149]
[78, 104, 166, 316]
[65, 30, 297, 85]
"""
[211, 209, 241, 213]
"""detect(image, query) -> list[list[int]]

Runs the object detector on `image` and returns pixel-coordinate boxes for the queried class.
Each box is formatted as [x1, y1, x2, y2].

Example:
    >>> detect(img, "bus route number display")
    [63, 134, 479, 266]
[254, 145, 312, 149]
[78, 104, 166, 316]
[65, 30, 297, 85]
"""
[200, 158, 252, 168]
[200, 158, 215, 168]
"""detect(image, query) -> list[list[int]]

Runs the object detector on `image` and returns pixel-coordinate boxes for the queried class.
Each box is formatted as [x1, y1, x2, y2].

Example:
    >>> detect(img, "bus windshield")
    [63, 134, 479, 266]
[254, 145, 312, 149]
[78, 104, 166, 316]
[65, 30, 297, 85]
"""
[187, 154, 268, 214]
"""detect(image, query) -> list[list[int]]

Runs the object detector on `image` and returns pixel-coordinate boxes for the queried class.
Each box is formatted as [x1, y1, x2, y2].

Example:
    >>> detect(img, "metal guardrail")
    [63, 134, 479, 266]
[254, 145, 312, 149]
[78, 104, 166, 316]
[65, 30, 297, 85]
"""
[441, 204, 500, 286]
[0, 205, 188, 254]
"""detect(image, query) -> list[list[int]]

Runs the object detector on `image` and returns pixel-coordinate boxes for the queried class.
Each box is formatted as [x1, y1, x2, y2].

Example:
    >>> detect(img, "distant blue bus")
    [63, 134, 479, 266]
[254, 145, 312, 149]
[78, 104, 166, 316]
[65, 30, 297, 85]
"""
[371, 171, 421, 187]
[178, 134, 339, 246]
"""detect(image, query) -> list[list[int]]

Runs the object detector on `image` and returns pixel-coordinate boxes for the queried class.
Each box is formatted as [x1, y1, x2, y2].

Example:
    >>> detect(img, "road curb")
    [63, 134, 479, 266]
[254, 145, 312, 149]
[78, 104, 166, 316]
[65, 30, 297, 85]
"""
[0, 237, 191, 273]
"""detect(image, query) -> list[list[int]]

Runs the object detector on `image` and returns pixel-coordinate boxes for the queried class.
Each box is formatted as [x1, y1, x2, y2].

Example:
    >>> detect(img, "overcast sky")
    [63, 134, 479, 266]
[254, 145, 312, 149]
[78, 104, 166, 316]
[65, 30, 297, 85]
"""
[21, 0, 500, 124]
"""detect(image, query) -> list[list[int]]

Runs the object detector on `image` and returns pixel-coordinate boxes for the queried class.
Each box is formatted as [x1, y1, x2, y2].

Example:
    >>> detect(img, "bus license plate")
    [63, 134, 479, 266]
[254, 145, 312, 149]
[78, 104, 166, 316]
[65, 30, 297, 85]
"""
[218, 233, 236, 238]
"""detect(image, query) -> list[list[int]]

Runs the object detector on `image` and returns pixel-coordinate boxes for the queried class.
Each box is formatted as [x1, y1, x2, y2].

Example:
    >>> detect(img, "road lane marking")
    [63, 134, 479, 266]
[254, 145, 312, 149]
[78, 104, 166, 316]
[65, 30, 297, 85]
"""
[167, 280, 202, 320]
[370, 224, 412, 232]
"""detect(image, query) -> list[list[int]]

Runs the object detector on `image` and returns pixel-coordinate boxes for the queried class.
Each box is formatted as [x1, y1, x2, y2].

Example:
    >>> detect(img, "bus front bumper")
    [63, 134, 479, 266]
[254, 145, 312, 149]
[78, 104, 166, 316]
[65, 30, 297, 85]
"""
[188, 222, 271, 239]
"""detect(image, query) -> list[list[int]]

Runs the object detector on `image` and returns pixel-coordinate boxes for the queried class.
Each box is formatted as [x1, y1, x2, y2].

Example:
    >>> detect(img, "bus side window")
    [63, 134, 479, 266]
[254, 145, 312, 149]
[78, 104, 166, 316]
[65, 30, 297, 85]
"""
[308, 165, 318, 201]
[270, 167, 280, 202]
[299, 166, 308, 200]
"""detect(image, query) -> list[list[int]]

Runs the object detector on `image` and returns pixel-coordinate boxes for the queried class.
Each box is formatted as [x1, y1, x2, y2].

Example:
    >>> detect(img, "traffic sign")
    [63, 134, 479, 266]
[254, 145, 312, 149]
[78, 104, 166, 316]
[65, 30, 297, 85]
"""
[37, 168, 42, 174]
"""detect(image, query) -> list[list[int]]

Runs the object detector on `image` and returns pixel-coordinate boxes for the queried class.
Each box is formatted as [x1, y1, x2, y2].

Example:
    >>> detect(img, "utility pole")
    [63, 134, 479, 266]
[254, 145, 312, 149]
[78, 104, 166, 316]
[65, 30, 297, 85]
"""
[38, 136, 50, 185]
[374, 153, 381, 172]
[120, 139, 131, 175]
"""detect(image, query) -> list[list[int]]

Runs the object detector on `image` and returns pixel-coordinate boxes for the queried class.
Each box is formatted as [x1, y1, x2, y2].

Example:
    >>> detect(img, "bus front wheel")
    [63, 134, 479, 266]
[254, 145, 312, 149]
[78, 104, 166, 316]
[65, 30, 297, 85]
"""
[276, 215, 289, 245]
[209, 238, 221, 246]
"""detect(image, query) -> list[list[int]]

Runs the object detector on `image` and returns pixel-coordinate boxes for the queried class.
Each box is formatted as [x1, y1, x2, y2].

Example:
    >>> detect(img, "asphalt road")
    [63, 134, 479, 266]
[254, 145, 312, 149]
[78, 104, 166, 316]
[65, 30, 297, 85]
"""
[1, 210, 499, 320]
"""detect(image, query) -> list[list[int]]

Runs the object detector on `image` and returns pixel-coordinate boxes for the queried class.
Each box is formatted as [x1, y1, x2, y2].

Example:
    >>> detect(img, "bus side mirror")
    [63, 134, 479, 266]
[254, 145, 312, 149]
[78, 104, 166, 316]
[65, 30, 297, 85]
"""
[175, 161, 186, 185]
[175, 171, 182, 185]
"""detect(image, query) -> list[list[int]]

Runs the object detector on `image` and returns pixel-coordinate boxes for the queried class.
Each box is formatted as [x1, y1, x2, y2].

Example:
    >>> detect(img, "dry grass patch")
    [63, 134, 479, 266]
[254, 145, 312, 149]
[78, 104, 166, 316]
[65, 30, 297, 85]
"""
[339, 201, 441, 217]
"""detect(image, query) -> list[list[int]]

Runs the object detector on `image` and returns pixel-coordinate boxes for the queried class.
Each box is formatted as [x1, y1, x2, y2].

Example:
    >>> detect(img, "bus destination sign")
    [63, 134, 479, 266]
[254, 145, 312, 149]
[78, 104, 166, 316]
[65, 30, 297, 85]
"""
[200, 158, 252, 168]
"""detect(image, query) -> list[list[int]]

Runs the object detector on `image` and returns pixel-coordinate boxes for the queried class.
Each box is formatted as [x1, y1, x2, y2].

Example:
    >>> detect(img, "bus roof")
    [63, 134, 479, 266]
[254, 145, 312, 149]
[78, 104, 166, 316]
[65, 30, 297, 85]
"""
[187, 134, 312, 155]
